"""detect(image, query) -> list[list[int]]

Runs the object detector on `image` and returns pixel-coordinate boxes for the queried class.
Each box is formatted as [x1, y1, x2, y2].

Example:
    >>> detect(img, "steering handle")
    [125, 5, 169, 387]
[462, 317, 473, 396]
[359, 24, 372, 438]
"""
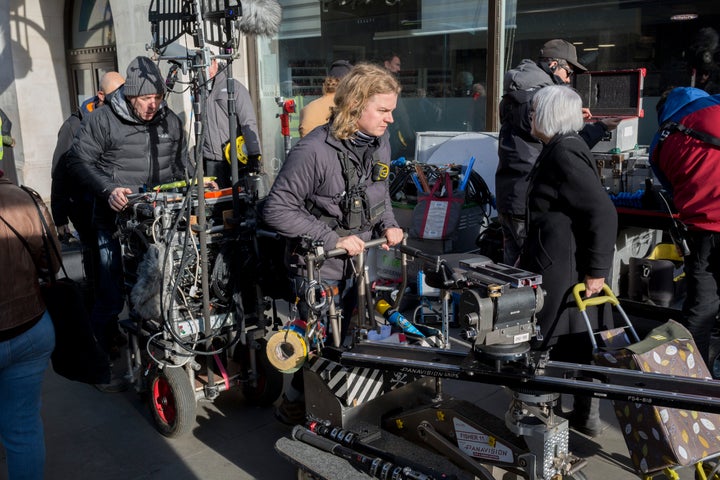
[324, 237, 388, 260]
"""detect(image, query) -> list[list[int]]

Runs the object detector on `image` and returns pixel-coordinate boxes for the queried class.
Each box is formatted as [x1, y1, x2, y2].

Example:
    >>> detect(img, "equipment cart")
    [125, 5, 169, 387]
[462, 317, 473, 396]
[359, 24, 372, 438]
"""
[117, 186, 285, 437]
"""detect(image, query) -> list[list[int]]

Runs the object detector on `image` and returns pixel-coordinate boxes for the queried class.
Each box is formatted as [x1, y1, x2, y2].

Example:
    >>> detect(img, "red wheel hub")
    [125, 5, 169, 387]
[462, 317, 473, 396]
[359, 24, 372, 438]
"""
[152, 377, 176, 425]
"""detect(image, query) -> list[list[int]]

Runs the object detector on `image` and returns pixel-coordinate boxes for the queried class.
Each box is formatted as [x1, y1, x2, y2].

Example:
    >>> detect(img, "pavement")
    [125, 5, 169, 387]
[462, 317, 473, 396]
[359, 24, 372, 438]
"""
[0, 242, 700, 480]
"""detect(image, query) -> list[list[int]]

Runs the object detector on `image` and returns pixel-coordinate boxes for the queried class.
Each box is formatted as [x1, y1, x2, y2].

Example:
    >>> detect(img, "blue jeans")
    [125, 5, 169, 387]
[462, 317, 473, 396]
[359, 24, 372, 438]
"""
[0, 311, 55, 480]
[683, 230, 720, 368]
[92, 228, 125, 354]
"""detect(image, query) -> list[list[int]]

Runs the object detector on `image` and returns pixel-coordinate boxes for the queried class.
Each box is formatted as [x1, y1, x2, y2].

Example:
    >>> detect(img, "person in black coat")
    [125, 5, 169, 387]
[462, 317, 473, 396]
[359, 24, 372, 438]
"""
[496, 39, 621, 266]
[519, 85, 618, 437]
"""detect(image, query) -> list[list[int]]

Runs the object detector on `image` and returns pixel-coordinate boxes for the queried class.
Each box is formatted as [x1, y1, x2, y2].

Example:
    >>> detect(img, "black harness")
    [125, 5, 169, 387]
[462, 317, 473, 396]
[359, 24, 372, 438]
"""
[656, 120, 720, 151]
[306, 149, 386, 237]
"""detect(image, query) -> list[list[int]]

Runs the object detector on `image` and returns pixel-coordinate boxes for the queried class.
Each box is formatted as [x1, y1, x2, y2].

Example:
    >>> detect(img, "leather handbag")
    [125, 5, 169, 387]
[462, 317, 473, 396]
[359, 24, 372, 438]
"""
[1, 187, 111, 384]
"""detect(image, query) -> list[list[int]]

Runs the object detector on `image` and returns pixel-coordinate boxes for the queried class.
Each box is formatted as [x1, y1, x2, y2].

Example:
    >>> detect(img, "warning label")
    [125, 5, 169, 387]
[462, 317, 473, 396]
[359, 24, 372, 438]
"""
[453, 418, 513, 463]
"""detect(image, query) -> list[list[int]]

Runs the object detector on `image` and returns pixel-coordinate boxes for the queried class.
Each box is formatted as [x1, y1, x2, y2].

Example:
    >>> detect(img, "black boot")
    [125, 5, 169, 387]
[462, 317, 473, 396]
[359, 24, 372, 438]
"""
[569, 394, 603, 437]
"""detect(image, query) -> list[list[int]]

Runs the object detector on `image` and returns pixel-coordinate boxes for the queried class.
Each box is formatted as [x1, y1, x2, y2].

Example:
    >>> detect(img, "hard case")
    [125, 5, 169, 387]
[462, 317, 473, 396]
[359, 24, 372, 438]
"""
[574, 68, 645, 153]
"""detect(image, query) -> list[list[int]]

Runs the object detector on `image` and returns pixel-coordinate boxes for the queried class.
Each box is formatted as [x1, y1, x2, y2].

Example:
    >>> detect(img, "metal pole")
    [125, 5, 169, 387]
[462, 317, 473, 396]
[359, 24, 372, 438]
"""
[225, 57, 242, 219]
[487, 0, 506, 132]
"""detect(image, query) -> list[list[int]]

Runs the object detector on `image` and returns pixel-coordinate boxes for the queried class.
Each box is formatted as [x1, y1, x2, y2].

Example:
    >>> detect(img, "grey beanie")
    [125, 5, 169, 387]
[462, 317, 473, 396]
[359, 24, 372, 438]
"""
[124, 56, 166, 97]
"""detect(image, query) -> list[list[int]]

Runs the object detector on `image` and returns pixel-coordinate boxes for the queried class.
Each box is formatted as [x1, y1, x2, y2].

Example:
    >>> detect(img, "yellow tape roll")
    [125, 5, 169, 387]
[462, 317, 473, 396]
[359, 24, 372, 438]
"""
[265, 329, 308, 374]
[224, 135, 249, 165]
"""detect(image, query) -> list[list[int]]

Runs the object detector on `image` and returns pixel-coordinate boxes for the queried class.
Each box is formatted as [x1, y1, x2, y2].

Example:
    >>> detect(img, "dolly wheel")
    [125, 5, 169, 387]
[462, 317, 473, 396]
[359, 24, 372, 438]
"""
[148, 366, 197, 438]
[241, 338, 284, 406]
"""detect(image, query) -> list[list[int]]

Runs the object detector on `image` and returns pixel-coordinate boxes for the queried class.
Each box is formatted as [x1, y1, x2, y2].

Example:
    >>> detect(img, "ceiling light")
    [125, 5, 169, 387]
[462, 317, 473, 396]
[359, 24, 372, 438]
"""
[598, 44, 615, 48]
[670, 13, 698, 21]
[583, 47, 599, 51]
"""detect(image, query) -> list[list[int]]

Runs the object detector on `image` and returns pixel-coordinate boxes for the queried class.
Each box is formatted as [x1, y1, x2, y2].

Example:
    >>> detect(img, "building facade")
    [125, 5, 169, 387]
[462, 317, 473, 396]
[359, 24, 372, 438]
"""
[2, 0, 719, 199]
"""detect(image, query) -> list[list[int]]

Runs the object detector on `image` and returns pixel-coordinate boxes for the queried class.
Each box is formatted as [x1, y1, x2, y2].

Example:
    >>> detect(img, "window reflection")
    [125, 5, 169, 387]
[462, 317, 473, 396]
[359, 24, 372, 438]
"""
[258, 0, 720, 161]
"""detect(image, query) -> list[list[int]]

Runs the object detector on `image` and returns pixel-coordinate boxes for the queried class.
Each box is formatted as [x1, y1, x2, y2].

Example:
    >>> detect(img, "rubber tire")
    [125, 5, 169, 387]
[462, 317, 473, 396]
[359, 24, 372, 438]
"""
[148, 366, 197, 438]
[241, 338, 284, 407]
[697, 460, 720, 480]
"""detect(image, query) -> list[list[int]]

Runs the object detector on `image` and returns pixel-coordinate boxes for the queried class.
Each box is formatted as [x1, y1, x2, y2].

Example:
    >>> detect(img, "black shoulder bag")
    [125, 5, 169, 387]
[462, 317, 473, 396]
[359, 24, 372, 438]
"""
[0, 187, 111, 384]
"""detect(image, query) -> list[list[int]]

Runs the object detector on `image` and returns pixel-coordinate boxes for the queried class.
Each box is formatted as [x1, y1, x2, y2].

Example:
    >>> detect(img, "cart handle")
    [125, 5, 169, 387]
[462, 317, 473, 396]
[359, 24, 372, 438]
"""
[572, 282, 620, 311]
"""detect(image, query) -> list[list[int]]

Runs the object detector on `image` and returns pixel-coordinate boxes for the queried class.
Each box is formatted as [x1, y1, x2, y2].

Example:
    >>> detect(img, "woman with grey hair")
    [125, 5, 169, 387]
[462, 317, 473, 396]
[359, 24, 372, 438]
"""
[519, 85, 617, 437]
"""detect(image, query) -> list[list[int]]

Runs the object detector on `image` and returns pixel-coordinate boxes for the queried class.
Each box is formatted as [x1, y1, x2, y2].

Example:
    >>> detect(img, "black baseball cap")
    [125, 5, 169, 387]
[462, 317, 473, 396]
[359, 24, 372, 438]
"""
[540, 39, 588, 73]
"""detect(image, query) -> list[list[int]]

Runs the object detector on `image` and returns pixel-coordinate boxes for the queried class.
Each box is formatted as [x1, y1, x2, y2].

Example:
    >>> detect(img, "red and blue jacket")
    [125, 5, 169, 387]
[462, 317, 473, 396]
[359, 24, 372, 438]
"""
[649, 87, 720, 232]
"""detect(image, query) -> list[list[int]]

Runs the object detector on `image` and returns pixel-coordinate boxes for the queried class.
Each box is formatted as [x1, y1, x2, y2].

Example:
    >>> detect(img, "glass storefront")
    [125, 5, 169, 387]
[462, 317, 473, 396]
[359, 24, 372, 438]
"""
[255, 0, 720, 179]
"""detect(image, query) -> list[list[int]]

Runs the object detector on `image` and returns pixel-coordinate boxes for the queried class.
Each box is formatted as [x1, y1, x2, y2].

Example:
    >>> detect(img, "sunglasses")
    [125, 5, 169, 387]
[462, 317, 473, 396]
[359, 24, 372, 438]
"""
[560, 65, 574, 78]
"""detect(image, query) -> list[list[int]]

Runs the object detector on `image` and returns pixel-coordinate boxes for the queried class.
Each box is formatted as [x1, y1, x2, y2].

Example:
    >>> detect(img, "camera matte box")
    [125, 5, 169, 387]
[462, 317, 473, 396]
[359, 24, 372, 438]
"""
[574, 68, 645, 118]
[574, 69, 645, 153]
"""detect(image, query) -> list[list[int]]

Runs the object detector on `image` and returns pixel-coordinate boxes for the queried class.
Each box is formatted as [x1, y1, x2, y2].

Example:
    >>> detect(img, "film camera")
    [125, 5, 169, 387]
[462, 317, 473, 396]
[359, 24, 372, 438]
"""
[414, 251, 545, 364]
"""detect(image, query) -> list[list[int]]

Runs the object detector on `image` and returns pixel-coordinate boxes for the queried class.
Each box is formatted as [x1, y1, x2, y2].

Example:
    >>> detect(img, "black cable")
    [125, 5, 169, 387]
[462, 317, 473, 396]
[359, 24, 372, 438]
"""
[153, 188, 242, 357]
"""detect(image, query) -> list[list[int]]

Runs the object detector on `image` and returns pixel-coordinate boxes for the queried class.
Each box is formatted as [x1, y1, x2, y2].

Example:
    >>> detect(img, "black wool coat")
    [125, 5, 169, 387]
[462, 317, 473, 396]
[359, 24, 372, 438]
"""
[519, 133, 617, 348]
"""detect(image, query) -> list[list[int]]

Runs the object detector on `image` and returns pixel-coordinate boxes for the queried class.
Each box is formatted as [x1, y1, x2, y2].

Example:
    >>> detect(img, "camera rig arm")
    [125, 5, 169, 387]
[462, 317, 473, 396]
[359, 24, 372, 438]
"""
[332, 340, 720, 415]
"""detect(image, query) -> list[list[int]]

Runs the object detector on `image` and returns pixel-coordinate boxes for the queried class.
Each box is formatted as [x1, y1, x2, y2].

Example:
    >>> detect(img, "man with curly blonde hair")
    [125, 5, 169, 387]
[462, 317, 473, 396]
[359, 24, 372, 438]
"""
[263, 62, 403, 424]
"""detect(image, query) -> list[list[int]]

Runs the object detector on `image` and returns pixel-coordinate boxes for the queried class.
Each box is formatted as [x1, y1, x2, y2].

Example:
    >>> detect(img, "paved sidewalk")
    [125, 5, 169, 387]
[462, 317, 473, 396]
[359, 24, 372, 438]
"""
[0, 368, 698, 480]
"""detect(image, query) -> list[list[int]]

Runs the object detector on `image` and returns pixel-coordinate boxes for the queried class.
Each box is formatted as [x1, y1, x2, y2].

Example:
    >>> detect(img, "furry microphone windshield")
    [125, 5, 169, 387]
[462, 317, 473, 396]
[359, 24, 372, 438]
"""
[237, 0, 282, 36]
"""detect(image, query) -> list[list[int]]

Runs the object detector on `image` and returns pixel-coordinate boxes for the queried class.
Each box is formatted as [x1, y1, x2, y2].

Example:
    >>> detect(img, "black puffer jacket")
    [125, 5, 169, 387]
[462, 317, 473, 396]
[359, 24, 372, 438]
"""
[262, 124, 398, 280]
[66, 88, 187, 227]
[496, 59, 607, 216]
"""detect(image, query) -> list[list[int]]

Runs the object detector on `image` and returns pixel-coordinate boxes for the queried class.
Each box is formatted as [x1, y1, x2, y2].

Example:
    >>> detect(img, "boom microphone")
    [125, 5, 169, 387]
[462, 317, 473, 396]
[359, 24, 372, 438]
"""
[237, 0, 282, 36]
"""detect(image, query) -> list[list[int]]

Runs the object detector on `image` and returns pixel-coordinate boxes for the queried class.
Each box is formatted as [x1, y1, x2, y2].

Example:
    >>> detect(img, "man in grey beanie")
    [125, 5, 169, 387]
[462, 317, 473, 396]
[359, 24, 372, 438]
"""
[123, 56, 169, 121]
[66, 55, 188, 392]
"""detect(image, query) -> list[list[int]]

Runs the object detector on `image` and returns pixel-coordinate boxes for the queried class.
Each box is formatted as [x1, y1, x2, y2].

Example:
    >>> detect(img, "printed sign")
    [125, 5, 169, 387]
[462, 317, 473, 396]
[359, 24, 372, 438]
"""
[453, 417, 513, 463]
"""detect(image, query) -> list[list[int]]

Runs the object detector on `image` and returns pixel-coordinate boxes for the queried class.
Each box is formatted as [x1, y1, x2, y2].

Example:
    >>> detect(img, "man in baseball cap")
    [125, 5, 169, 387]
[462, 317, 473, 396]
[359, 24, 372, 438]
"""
[495, 39, 620, 436]
[540, 39, 588, 76]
